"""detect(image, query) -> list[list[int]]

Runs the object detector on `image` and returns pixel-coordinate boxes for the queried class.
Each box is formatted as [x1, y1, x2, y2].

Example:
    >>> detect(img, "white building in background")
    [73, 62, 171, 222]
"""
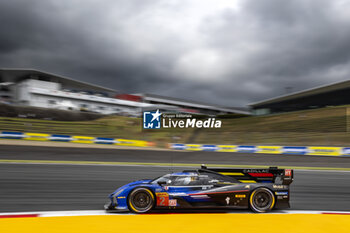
[0, 68, 250, 116]
[0, 69, 153, 115]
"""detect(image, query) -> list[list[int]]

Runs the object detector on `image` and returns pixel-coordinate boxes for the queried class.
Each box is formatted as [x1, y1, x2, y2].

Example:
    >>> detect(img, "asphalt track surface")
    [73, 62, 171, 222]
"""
[0, 145, 350, 212]
[0, 144, 350, 168]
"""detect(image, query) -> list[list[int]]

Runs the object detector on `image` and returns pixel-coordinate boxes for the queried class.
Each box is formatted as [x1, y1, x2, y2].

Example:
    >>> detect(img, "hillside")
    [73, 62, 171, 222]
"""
[0, 105, 349, 146]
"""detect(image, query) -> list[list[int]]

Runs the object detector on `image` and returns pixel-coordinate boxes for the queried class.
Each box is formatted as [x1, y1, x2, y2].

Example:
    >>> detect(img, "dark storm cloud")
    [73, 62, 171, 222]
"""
[1, 0, 350, 107]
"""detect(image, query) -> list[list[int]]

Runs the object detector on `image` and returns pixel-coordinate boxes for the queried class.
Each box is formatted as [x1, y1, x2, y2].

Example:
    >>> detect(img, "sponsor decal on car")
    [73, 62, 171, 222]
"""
[275, 192, 289, 195]
[285, 169, 292, 176]
[169, 199, 177, 206]
[243, 169, 269, 173]
[273, 185, 288, 189]
[156, 193, 177, 207]
[156, 192, 169, 206]
[235, 194, 246, 198]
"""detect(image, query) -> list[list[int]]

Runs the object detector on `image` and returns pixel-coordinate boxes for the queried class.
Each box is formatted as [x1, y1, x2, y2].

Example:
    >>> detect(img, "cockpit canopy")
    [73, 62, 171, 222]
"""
[151, 171, 237, 186]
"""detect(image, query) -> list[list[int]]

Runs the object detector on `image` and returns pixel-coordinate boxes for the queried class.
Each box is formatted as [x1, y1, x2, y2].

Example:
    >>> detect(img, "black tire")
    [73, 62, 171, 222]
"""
[249, 187, 275, 213]
[128, 188, 155, 213]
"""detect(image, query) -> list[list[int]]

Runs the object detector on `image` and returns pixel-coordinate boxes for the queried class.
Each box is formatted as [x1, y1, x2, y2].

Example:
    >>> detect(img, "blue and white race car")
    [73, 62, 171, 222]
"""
[105, 165, 293, 213]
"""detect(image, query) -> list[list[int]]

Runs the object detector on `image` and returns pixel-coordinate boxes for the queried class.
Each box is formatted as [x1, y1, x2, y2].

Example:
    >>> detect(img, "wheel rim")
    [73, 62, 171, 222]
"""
[251, 189, 274, 212]
[254, 192, 270, 208]
[130, 189, 153, 212]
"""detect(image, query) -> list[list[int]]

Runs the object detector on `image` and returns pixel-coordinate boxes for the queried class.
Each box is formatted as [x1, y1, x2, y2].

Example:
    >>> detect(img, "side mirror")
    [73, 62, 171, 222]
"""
[157, 181, 167, 186]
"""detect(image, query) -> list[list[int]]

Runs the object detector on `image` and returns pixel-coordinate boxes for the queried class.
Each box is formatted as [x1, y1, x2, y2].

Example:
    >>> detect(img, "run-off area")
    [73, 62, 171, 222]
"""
[1, 213, 350, 233]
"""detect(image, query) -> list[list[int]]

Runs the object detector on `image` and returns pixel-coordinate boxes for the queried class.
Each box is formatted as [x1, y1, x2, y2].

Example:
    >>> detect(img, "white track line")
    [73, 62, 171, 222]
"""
[0, 210, 130, 218]
[1, 210, 350, 218]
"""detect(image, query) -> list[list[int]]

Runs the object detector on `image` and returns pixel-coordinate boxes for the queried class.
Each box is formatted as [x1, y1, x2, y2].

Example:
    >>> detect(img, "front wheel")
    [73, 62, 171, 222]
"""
[128, 188, 155, 213]
[249, 188, 275, 213]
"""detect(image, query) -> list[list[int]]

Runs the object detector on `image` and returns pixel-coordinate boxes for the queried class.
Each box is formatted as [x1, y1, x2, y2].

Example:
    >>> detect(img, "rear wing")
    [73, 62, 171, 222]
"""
[200, 166, 293, 185]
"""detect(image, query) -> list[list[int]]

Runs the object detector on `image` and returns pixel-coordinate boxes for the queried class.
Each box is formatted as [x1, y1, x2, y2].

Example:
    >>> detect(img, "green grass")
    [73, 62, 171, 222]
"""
[1, 105, 350, 146]
[0, 115, 195, 146]
[194, 105, 350, 146]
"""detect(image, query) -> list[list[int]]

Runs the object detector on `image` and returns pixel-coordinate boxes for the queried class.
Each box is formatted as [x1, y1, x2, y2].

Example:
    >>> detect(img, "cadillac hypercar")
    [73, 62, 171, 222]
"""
[104, 166, 293, 213]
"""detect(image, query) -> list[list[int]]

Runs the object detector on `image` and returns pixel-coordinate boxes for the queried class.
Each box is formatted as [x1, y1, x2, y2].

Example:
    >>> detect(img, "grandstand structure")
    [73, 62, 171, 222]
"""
[0, 69, 153, 115]
[117, 93, 249, 115]
[250, 80, 350, 115]
[0, 69, 247, 116]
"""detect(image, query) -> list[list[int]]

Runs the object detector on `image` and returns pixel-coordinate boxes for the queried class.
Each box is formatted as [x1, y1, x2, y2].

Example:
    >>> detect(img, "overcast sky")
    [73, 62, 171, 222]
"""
[1, 0, 350, 107]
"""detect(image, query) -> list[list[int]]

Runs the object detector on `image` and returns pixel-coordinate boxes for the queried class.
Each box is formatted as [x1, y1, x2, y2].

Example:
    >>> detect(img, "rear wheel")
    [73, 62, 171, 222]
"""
[249, 188, 275, 213]
[128, 188, 155, 213]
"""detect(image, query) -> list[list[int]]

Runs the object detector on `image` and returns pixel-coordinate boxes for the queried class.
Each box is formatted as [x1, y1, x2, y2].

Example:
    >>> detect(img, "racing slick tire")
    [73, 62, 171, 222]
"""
[249, 187, 275, 213]
[128, 188, 155, 213]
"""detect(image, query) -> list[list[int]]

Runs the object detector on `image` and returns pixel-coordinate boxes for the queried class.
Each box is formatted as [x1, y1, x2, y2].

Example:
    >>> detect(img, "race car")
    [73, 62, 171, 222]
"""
[104, 165, 293, 213]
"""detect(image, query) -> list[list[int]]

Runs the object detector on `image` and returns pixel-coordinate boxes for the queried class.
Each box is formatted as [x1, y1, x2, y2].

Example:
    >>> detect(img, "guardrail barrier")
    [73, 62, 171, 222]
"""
[0, 131, 150, 148]
[1, 131, 349, 156]
[170, 143, 349, 157]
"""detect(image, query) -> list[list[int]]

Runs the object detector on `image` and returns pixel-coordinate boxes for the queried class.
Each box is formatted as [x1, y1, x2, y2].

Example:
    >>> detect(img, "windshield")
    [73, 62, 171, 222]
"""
[152, 172, 238, 186]
[152, 174, 202, 186]
[151, 174, 172, 185]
